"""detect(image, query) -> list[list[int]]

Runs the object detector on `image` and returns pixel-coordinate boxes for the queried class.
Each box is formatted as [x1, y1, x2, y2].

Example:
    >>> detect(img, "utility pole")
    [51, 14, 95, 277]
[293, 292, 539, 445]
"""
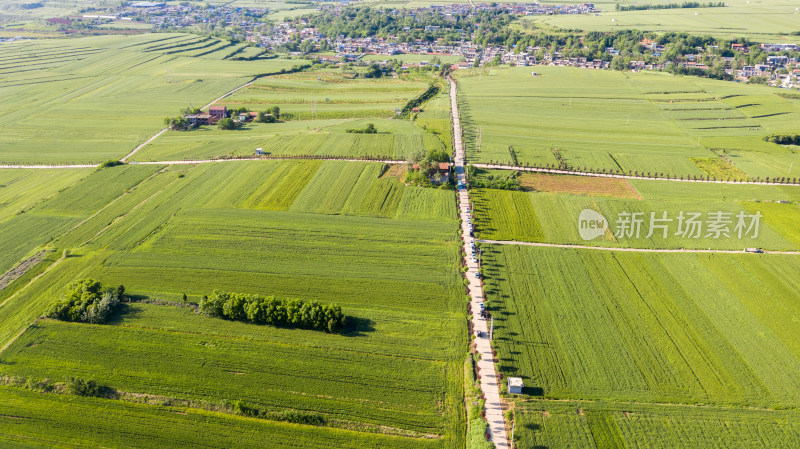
[476, 127, 482, 153]
[510, 416, 515, 449]
[489, 315, 494, 340]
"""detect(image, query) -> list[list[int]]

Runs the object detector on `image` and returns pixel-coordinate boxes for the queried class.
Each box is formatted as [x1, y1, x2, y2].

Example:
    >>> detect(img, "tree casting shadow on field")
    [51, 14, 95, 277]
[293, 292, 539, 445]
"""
[340, 316, 376, 337]
[105, 300, 147, 325]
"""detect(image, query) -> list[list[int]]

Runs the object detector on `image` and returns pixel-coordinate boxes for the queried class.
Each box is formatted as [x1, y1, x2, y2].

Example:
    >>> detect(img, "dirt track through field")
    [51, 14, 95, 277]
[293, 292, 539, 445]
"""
[478, 239, 800, 254]
[474, 163, 800, 187]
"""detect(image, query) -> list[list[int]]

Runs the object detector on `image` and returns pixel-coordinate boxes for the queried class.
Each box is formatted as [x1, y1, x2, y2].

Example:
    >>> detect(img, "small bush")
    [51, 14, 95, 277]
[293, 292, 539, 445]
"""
[98, 160, 123, 169]
[67, 378, 116, 398]
[346, 123, 377, 134]
[231, 401, 327, 425]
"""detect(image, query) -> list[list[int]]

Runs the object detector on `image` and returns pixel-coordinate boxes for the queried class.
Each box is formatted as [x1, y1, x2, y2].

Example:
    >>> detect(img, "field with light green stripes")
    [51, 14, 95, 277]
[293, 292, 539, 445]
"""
[456, 66, 800, 180]
[0, 160, 466, 448]
[0, 33, 295, 164]
[472, 176, 800, 250]
[482, 241, 800, 446]
[131, 68, 446, 162]
[521, 0, 800, 41]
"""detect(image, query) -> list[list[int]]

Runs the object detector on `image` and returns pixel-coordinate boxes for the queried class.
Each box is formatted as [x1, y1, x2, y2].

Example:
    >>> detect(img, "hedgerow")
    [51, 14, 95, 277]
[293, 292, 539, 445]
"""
[199, 291, 346, 332]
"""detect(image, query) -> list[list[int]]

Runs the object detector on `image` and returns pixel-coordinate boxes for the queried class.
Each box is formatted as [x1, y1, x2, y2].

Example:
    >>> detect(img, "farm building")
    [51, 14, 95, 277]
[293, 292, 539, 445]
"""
[209, 105, 227, 118]
[184, 114, 215, 126]
[508, 377, 524, 394]
[410, 162, 451, 183]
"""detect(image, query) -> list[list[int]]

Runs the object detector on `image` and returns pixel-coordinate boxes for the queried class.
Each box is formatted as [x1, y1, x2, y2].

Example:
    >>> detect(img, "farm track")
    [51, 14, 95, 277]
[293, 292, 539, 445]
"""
[478, 239, 800, 255]
[451, 76, 510, 449]
[473, 164, 800, 186]
[0, 157, 407, 170]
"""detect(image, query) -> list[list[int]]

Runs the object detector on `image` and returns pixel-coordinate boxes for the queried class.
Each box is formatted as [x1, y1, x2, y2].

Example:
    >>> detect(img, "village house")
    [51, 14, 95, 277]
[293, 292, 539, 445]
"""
[209, 105, 228, 119]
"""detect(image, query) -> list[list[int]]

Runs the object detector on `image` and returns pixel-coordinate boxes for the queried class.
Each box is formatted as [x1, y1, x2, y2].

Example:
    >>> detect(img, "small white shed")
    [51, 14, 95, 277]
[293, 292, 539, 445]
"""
[508, 377, 524, 394]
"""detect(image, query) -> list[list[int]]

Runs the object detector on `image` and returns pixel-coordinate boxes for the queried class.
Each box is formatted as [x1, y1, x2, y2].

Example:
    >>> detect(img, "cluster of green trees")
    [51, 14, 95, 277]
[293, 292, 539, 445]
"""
[346, 123, 378, 133]
[45, 279, 125, 325]
[199, 291, 347, 333]
[217, 117, 240, 130]
[400, 85, 440, 118]
[257, 106, 281, 123]
[302, 6, 511, 46]
[405, 148, 451, 186]
[164, 106, 202, 130]
[616, 1, 724, 11]
[764, 135, 800, 145]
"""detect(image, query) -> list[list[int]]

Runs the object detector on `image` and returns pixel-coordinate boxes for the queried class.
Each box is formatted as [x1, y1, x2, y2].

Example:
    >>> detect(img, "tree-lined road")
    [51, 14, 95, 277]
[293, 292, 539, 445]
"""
[450, 76, 510, 449]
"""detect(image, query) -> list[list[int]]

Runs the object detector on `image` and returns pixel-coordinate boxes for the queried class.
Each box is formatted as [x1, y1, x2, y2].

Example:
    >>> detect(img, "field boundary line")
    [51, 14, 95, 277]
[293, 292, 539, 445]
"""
[0, 164, 97, 169]
[473, 164, 800, 187]
[515, 397, 800, 413]
[0, 158, 406, 170]
[478, 239, 800, 254]
[0, 318, 38, 355]
[134, 157, 406, 165]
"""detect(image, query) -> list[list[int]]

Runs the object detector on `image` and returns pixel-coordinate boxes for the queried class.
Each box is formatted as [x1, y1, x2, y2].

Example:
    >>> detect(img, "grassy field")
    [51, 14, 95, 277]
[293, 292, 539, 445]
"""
[455, 66, 800, 179]
[472, 177, 800, 250]
[517, 399, 800, 448]
[219, 69, 430, 119]
[131, 118, 446, 161]
[0, 386, 442, 449]
[0, 168, 90, 224]
[521, 0, 800, 41]
[0, 160, 466, 447]
[0, 33, 296, 164]
[483, 244, 800, 444]
[131, 68, 445, 161]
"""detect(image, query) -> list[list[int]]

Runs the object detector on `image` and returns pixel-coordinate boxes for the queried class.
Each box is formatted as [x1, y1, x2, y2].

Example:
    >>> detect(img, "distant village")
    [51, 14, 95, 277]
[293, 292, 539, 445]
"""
[29, 1, 800, 89]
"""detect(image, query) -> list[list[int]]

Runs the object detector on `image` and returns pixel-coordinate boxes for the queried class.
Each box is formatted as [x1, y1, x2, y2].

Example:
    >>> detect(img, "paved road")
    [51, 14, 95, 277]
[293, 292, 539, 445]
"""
[474, 163, 799, 187]
[478, 239, 800, 255]
[450, 76, 509, 449]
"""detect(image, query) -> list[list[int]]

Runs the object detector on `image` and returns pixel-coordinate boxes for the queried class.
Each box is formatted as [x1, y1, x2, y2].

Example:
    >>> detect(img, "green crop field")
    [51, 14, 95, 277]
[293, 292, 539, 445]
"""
[0, 160, 466, 448]
[517, 400, 800, 448]
[131, 68, 447, 161]
[131, 118, 447, 161]
[0, 34, 296, 164]
[482, 244, 800, 445]
[473, 177, 800, 250]
[521, 0, 800, 41]
[0, 168, 90, 224]
[0, 386, 441, 449]
[220, 69, 430, 119]
[455, 66, 800, 179]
